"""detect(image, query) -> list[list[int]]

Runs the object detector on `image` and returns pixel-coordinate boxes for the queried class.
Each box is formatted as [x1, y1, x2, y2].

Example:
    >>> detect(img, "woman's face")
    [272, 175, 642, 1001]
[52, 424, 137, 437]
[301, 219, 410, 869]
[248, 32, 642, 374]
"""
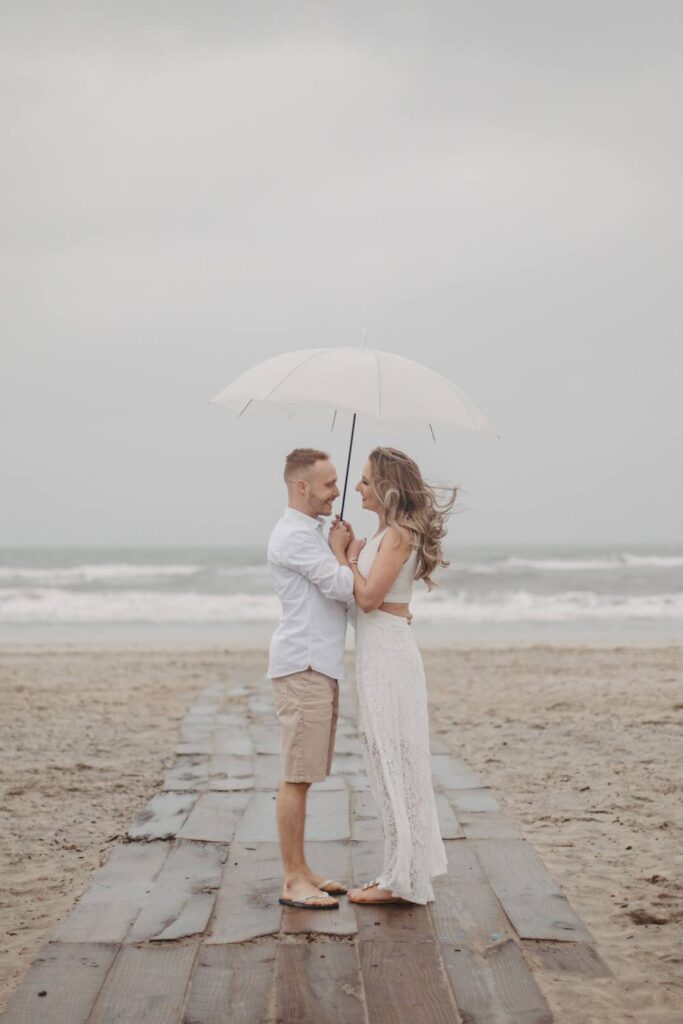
[355, 460, 381, 512]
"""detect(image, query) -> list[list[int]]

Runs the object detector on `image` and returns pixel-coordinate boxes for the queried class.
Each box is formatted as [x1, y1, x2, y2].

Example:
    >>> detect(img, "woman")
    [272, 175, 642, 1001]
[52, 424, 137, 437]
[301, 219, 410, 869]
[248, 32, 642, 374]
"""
[341, 446, 455, 905]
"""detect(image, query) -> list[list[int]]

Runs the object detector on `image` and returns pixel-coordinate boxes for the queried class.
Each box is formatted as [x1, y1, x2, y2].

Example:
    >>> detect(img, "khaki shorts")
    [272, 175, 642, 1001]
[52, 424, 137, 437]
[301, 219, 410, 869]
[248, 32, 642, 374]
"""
[271, 668, 339, 783]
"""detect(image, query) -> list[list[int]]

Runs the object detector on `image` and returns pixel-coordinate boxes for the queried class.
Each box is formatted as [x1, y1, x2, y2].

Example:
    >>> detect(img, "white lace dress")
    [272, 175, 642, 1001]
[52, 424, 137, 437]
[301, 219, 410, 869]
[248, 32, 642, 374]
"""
[353, 530, 447, 904]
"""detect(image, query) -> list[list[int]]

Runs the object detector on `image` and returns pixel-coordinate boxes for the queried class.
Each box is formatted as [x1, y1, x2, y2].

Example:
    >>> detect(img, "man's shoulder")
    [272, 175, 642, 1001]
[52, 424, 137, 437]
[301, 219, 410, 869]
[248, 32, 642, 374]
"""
[268, 516, 319, 558]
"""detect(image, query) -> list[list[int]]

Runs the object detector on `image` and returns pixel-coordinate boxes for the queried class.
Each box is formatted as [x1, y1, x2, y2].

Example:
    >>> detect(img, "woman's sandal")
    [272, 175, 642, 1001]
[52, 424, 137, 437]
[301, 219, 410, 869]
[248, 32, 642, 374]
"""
[347, 880, 410, 905]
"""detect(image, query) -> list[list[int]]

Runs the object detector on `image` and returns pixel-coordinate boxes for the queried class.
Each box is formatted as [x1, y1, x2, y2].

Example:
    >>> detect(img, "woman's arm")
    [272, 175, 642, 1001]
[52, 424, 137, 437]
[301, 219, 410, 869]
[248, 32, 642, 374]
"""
[349, 526, 412, 612]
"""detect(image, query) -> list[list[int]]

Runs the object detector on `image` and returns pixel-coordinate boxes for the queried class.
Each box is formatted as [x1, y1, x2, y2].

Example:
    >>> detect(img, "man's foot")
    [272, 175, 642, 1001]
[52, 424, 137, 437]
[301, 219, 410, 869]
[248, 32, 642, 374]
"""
[307, 870, 348, 895]
[347, 881, 409, 905]
[281, 879, 339, 909]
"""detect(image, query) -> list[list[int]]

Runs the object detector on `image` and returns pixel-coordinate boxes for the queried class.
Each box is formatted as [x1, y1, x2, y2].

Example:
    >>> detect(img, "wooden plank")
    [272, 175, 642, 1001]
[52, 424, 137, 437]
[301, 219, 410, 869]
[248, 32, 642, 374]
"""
[445, 788, 500, 813]
[200, 683, 227, 699]
[208, 775, 253, 792]
[306, 789, 350, 841]
[459, 812, 521, 840]
[177, 739, 213, 755]
[127, 792, 198, 841]
[208, 754, 254, 791]
[359, 939, 458, 1023]
[183, 942, 278, 1024]
[88, 943, 198, 1024]
[127, 840, 227, 942]
[472, 838, 593, 942]
[250, 723, 281, 755]
[431, 754, 484, 790]
[179, 721, 213, 743]
[344, 772, 371, 792]
[177, 791, 250, 843]
[430, 734, 451, 755]
[253, 754, 282, 790]
[333, 733, 363, 756]
[235, 789, 350, 843]
[435, 792, 464, 839]
[276, 941, 366, 1024]
[163, 755, 209, 792]
[214, 711, 245, 727]
[335, 717, 358, 736]
[430, 840, 515, 948]
[234, 792, 279, 842]
[185, 701, 221, 718]
[210, 753, 253, 778]
[314, 773, 347, 791]
[281, 842, 356, 936]
[206, 842, 282, 943]
[522, 939, 613, 978]
[350, 790, 382, 842]
[213, 728, 253, 756]
[338, 686, 358, 721]
[248, 694, 273, 717]
[227, 684, 251, 697]
[440, 938, 553, 1024]
[0, 942, 118, 1024]
[53, 842, 169, 943]
[331, 753, 366, 777]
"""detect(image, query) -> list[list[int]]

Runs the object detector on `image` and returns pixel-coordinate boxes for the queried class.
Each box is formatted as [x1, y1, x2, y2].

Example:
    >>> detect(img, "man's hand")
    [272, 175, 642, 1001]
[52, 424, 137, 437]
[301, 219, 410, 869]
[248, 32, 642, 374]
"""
[334, 516, 356, 541]
[329, 519, 351, 557]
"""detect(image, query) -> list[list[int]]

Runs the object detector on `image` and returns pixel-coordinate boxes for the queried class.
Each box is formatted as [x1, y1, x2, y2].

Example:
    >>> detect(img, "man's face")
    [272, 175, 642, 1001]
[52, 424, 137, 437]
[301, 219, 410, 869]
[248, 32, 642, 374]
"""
[305, 459, 340, 517]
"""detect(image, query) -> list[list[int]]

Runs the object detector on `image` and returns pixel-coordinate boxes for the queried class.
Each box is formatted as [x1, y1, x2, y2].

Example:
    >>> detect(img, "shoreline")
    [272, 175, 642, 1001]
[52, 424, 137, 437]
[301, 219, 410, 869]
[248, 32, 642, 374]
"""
[1, 644, 681, 1021]
[2, 620, 681, 651]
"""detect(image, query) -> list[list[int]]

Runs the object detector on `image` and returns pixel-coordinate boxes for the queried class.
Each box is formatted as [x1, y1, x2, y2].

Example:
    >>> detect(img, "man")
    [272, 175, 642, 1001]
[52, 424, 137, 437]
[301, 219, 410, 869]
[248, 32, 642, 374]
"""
[267, 447, 353, 909]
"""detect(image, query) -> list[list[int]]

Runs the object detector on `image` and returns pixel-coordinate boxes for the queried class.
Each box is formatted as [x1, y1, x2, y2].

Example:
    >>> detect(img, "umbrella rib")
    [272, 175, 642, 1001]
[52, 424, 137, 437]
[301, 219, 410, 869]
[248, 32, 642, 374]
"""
[370, 348, 382, 418]
[261, 348, 327, 402]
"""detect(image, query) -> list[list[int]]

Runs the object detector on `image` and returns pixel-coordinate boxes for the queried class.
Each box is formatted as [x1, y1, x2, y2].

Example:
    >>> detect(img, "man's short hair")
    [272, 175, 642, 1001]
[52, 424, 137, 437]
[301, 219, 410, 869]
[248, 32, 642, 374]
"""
[284, 448, 329, 483]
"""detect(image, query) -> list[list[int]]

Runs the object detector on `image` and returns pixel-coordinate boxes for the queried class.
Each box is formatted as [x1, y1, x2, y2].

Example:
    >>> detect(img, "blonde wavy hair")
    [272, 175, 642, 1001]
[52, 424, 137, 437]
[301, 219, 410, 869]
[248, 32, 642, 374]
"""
[368, 446, 457, 589]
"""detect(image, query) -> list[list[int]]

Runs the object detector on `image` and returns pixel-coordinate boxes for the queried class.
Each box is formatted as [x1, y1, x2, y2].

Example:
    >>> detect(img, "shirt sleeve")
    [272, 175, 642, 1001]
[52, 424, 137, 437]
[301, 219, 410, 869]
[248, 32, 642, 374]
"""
[271, 528, 354, 602]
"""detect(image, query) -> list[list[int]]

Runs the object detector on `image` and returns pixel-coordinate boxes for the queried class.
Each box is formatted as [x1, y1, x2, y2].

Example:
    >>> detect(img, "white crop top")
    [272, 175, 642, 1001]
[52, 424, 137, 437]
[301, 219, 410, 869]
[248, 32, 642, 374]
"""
[356, 527, 418, 602]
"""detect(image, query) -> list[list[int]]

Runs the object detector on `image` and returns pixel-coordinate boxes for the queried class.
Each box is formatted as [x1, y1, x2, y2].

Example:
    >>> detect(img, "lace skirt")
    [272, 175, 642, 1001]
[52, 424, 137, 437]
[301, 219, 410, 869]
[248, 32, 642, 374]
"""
[354, 608, 447, 904]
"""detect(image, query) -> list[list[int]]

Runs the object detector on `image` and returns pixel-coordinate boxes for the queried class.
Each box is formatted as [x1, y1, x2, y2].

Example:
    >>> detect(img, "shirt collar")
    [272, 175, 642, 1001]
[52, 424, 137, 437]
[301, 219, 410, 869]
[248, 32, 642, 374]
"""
[284, 506, 325, 531]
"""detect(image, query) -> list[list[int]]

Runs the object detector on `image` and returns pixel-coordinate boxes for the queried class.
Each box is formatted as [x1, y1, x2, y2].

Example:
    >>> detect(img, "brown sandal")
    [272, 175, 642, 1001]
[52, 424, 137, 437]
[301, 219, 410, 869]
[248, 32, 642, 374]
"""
[347, 881, 409, 905]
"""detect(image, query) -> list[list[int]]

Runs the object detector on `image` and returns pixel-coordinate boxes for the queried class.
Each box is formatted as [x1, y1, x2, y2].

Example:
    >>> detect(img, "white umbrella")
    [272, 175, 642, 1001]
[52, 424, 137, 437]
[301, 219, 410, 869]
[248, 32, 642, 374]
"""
[210, 345, 496, 516]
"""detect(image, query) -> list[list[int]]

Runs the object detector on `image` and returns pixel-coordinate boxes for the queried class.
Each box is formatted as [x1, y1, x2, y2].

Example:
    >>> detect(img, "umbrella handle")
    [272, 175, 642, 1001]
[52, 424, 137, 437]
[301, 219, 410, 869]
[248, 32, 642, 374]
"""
[339, 412, 357, 520]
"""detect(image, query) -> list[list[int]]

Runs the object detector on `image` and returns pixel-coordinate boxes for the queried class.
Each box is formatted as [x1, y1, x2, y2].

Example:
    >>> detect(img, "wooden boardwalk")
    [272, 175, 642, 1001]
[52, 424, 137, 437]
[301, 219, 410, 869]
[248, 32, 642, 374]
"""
[2, 676, 611, 1024]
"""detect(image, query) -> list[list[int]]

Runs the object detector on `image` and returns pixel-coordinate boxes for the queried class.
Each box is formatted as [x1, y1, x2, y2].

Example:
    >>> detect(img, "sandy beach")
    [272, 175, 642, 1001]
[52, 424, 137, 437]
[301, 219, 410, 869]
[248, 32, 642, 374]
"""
[0, 644, 681, 1022]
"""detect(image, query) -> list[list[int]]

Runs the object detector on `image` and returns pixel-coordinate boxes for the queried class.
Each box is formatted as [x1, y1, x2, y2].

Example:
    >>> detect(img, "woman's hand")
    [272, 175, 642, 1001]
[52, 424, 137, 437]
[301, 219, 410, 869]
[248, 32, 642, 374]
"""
[347, 537, 366, 561]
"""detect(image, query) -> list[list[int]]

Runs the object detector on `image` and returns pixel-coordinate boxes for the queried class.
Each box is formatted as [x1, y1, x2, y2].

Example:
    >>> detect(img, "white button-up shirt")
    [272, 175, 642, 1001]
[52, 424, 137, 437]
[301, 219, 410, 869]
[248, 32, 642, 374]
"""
[267, 507, 354, 681]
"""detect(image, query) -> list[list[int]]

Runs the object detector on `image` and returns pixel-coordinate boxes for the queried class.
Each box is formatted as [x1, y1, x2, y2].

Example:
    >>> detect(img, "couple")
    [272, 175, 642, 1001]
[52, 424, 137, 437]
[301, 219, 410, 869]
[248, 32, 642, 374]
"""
[267, 445, 455, 909]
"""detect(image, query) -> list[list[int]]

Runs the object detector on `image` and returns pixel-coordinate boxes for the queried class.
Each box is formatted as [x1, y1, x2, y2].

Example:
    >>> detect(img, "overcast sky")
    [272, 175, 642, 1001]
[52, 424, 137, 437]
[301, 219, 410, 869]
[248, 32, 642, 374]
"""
[2, 1, 681, 548]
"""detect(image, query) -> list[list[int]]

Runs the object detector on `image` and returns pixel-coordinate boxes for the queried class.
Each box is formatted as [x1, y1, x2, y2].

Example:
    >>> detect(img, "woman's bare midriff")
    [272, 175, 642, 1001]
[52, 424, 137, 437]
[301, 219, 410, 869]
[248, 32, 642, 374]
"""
[378, 601, 410, 619]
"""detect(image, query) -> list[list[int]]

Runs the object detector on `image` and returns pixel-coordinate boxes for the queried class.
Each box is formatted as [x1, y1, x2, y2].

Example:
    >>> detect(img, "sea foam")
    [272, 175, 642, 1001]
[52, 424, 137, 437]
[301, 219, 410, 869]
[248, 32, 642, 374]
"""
[2, 587, 682, 624]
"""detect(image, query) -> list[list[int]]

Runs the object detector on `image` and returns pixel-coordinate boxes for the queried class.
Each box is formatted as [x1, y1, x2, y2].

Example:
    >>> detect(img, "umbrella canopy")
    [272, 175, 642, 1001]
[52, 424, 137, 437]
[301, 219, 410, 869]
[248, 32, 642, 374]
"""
[210, 346, 495, 434]
[210, 345, 496, 516]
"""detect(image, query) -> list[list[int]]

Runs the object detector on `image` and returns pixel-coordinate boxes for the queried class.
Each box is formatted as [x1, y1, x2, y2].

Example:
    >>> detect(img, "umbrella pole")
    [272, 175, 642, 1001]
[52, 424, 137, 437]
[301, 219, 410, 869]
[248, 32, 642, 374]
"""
[339, 413, 357, 520]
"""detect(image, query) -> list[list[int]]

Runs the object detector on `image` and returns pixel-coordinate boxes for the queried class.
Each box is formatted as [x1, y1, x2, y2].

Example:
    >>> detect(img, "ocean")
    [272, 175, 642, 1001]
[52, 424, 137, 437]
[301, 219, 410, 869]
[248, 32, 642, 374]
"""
[1, 544, 681, 648]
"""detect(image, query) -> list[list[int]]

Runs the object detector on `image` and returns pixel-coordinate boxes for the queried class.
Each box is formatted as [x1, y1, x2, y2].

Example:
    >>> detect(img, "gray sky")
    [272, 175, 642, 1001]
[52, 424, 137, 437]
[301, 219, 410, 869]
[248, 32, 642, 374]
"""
[2, 1, 682, 548]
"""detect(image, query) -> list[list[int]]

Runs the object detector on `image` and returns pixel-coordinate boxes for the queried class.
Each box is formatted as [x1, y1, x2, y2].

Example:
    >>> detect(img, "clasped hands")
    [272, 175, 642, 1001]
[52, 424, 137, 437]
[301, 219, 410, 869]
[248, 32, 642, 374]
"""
[329, 516, 366, 560]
